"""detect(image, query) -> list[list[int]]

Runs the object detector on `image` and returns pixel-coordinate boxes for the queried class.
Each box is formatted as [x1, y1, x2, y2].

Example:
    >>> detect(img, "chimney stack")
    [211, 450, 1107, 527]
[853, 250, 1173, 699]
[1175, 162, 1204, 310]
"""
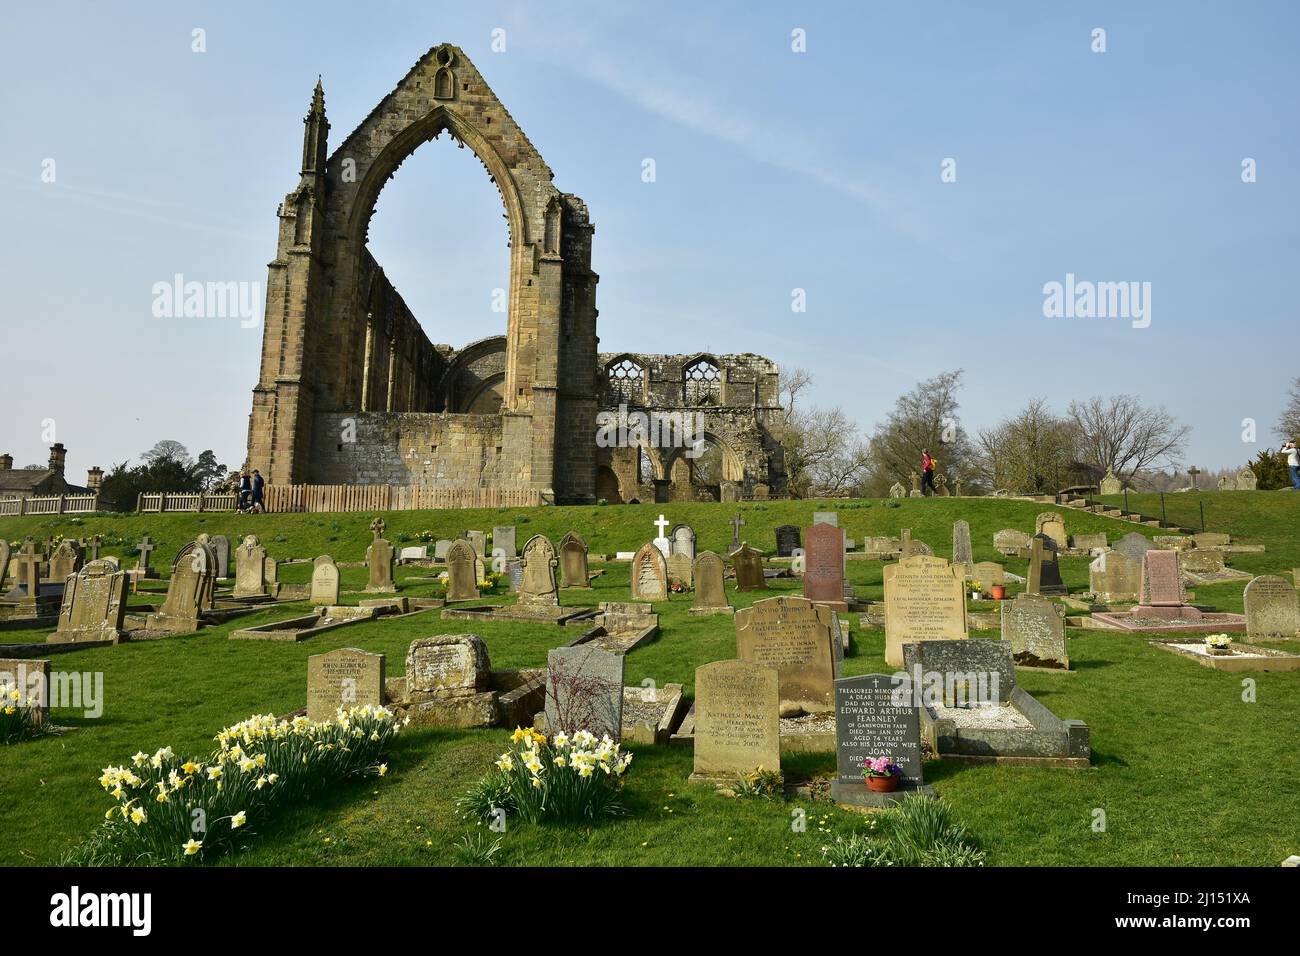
[0, 453, 11, 471]
[86, 466, 103, 491]
[48, 443, 66, 475]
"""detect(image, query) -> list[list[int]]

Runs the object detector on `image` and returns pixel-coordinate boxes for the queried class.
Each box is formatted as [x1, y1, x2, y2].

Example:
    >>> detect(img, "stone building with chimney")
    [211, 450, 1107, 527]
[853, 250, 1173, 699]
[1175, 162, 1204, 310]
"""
[0, 444, 100, 500]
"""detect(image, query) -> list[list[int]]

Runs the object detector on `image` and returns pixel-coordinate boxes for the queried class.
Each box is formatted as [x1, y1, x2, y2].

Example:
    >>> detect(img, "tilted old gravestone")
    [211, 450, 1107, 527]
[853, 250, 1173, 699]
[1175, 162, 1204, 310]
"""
[1035, 513, 1068, 551]
[774, 525, 801, 558]
[952, 520, 973, 566]
[466, 530, 487, 558]
[406, 634, 490, 696]
[518, 534, 559, 606]
[492, 525, 517, 559]
[735, 595, 836, 713]
[1243, 575, 1298, 641]
[1027, 535, 1068, 596]
[445, 538, 480, 602]
[690, 551, 732, 615]
[545, 644, 624, 740]
[310, 555, 340, 605]
[691, 659, 780, 781]
[234, 534, 267, 598]
[209, 535, 231, 579]
[47, 540, 83, 583]
[883, 555, 968, 668]
[558, 532, 590, 588]
[1001, 592, 1069, 669]
[631, 542, 668, 601]
[730, 543, 767, 592]
[148, 540, 217, 632]
[306, 647, 386, 722]
[50, 559, 129, 644]
[831, 673, 927, 807]
[1089, 549, 1141, 602]
[803, 522, 847, 611]
[366, 518, 396, 592]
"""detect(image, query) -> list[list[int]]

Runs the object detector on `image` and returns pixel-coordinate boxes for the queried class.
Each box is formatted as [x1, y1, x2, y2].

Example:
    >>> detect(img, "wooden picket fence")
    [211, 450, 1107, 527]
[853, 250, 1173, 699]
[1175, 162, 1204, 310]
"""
[137, 492, 239, 513]
[0, 493, 101, 517]
[264, 484, 545, 513]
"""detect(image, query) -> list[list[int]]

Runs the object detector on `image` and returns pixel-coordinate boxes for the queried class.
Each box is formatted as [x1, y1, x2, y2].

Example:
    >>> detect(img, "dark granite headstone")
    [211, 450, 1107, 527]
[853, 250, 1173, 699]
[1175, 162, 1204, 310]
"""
[1027, 535, 1067, 596]
[831, 673, 927, 807]
[775, 525, 801, 558]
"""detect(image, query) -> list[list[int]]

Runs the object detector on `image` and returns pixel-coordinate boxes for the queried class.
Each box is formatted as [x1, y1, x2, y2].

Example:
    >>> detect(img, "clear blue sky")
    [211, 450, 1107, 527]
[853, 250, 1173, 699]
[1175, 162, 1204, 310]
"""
[2, 0, 1297, 482]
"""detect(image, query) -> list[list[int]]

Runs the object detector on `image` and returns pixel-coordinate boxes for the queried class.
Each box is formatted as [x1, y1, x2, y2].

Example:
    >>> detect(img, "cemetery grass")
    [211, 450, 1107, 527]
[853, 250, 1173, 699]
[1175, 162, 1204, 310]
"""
[2, 495, 1297, 866]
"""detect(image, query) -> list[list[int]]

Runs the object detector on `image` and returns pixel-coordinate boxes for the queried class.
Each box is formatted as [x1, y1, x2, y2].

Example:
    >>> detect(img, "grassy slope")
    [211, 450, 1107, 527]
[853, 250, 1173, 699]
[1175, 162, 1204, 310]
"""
[1, 495, 1297, 866]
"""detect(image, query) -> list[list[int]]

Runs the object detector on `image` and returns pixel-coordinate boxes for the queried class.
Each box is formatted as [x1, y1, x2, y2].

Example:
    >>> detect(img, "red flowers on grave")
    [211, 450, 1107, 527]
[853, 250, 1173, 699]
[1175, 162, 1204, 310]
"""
[862, 756, 902, 793]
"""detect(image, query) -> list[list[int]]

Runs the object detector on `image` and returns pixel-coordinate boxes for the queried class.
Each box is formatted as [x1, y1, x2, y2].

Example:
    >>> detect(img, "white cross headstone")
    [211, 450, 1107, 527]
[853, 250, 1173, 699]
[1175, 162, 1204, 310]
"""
[653, 514, 671, 559]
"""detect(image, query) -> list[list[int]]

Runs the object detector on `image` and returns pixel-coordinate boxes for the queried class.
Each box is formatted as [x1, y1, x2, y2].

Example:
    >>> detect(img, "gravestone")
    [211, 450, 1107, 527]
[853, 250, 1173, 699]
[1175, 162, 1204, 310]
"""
[234, 534, 267, 598]
[1089, 549, 1141, 602]
[774, 525, 801, 558]
[670, 523, 697, 562]
[306, 647, 386, 721]
[148, 540, 217, 632]
[0, 539, 9, 586]
[47, 540, 82, 583]
[631, 542, 668, 601]
[310, 555, 340, 605]
[398, 546, 428, 564]
[434, 539, 452, 562]
[134, 535, 158, 579]
[545, 644, 624, 740]
[445, 539, 480, 602]
[558, 532, 590, 588]
[691, 551, 731, 614]
[889, 482, 906, 499]
[830, 673, 927, 807]
[729, 512, 745, 551]
[883, 555, 968, 668]
[1236, 468, 1257, 491]
[803, 523, 847, 611]
[730, 543, 767, 592]
[1100, 468, 1122, 495]
[263, 556, 279, 584]
[899, 529, 933, 559]
[1243, 575, 1298, 641]
[50, 559, 128, 644]
[1035, 513, 1068, 551]
[667, 551, 693, 588]
[690, 660, 780, 781]
[1113, 532, 1154, 566]
[1027, 535, 1068, 596]
[1070, 533, 1107, 553]
[1139, 550, 1183, 607]
[466, 530, 487, 558]
[8, 541, 43, 597]
[504, 559, 524, 593]
[968, 560, 1005, 586]
[951, 520, 973, 566]
[87, 535, 101, 561]
[0, 658, 50, 726]
[518, 534, 559, 606]
[492, 526, 517, 559]
[406, 634, 490, 695]
[993, 529, 1032, 556]
[1001, 593, 1068, 668]
[365, 518, 396, 592]
[1181, 549, 1225, 574]
[813, 511, 838, 527]
[209, 535, 230, 579]
[735, 596, 836, 713]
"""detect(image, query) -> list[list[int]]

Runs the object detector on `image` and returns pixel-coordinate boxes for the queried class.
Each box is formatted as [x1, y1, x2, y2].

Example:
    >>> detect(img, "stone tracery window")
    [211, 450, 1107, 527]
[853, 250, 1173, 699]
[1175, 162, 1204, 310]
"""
[607, 358, 644, 404]
[683, 358, 721, 405]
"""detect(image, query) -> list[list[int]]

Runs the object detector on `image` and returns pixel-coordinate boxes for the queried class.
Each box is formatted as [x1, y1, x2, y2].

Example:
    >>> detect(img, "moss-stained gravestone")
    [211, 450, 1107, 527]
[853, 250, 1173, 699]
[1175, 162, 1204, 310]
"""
[690, 660, 780, 782]
[1244, 575, 1299, 641]
[306, 647, 385, 722]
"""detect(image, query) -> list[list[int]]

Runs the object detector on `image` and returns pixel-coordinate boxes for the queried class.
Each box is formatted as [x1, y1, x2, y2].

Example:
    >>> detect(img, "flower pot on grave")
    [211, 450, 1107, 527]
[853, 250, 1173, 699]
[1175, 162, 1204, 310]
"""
[867, 775, 899, 793]
[1207, 646, 1232, 656]
[991, 585, 1006, 600]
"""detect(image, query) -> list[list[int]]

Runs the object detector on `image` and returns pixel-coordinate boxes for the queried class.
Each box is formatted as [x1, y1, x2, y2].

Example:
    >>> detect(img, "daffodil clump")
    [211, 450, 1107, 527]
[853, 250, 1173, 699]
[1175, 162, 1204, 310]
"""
[87, 705, 401, 865]
[474, 727, 633, 824]
[0, 686, 44, 744]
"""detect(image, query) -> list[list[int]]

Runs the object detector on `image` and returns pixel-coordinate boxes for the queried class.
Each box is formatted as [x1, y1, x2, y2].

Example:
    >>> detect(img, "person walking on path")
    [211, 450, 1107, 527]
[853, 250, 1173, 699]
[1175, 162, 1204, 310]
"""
[1284, 440, 1300, 490]
[238, 471, 252, 512]
[921, 449, 938, 496]
[251, 469, 265, 513]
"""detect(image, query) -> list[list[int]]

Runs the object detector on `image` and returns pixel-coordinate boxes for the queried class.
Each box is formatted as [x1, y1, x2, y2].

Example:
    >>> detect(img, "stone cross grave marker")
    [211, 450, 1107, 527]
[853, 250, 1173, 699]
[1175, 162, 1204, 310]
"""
[366, 519, 396, 592]
[729, 512, 745, 551]
[136, 535, 156, 577]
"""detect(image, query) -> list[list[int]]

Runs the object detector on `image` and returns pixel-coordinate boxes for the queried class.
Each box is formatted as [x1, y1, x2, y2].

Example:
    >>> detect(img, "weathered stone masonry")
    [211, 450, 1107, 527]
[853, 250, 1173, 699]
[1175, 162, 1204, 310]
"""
[246, 45, 783, 503]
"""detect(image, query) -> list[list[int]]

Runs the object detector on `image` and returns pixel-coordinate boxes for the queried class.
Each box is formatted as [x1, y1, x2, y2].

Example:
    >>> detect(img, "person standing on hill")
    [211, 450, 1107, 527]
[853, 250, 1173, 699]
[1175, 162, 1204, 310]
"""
[238, 471, 251, 511]
[251, 470, 265, 512]
[921, 449, 938, 496]
[1284, 440, 1300, 490]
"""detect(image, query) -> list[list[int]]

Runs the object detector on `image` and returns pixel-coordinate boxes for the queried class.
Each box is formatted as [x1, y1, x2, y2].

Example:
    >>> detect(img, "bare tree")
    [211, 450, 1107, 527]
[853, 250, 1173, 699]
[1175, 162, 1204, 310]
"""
[1067, 395, 1190, 486]
[1277, 377, 1300, 442]
[779, 366, 814, 421]
[791, 407, 871, 496]
[865, 370, 973, 495]
[975, 398, 1079, 494]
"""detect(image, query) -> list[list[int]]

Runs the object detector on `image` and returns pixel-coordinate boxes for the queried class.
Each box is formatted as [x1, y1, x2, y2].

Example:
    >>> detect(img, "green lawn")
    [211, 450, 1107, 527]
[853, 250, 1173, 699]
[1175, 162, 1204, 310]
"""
[2, 495, 1297, 866]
